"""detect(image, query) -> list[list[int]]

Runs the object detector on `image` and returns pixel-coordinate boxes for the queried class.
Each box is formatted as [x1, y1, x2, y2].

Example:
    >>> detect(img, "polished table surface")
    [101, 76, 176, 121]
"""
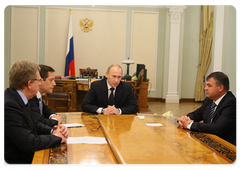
[32, 112, 236, 164]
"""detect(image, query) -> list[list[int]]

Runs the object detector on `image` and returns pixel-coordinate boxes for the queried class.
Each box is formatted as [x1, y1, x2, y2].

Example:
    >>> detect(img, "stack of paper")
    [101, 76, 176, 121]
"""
[145, 122, 163, 127]
[62, 123, 85, 128]
[67, 137, 107, 144]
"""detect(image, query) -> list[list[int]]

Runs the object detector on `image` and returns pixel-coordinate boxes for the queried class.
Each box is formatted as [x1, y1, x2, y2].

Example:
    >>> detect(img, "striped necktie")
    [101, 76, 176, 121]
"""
[39, 97, 43, 115]
[209, 102, 217, 123]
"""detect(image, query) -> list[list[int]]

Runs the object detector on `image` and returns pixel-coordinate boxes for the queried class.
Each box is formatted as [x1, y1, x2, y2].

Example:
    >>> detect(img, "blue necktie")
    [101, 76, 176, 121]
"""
[39, 97, 43, 115]
[209, 102, 217, 123]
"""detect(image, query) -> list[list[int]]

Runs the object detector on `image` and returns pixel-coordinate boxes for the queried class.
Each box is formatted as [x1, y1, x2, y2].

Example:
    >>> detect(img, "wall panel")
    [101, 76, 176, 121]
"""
[131, 11, 158, 91]
[46, 7, 126, 77]
[11, 6, 39, 65]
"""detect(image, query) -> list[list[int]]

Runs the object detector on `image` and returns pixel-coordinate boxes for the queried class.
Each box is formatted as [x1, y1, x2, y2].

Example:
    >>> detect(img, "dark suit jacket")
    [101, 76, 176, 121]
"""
[81, 79, 138, 114]
[187, 91, 236, 145]
[29, 96, 58, 127]
[4, 88, 62, 164]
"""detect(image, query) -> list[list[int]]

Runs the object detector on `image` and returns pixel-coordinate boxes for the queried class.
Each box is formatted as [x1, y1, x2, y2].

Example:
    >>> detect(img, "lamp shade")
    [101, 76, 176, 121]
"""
[122, 59, 134, 64]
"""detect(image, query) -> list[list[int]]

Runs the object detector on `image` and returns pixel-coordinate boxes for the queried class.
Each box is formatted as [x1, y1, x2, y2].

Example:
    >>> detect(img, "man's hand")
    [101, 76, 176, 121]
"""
[50, 114, 62, 124]
[178, 116, 194, 129]
[52, 125, 69, 143]
[103, 105, 120, 115]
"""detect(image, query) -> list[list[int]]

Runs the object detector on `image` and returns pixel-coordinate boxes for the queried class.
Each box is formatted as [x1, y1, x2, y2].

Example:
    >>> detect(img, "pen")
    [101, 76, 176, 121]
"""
[97, 125, 101, 130]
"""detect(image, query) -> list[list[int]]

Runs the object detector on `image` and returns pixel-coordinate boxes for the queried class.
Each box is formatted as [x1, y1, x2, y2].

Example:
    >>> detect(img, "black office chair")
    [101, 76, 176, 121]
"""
[79, 67, 98, 78]
[45, 82, 71, 112]
[132, 69, 144, 112]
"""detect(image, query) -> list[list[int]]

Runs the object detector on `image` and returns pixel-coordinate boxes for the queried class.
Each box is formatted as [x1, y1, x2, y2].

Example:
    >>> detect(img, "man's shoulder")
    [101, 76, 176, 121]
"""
[5, 88, 18, 103]
[28, 96, 38, 105]
[221, 91, 236, 105]
[119, 81, 132, 88]
[91, 79, 106, 87]
[225, 91, 236, 100]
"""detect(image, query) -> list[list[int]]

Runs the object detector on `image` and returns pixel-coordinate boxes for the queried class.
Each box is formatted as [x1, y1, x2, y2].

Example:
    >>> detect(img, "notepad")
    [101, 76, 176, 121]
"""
[145, 122, 163, 127]
[67, 137, 107, 144]
[62, 123, 85, 128]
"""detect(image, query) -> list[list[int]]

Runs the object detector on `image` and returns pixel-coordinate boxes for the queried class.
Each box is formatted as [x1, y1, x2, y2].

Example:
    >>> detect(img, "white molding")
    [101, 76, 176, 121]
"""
[212, 5, 225, 72]
[165, 5, 186, 103]
[96, 3, 166, 8]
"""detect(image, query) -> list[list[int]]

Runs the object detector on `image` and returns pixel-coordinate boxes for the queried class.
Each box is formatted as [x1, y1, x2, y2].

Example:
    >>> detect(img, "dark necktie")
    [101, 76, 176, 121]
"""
[25, 103, 36, 134]
[39, 97, 43, 115]
[108, 87, 115, 106]
[209, 102, 217, 123]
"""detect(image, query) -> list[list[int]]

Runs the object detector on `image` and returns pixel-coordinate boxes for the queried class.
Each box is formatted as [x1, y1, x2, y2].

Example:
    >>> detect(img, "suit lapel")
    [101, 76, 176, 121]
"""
[101, 79, 108, 106]
[11, 89, 36, 134]
[115, 81, 123, 106]
[23, 103, 36, 134]
[212, 92, 229, 121]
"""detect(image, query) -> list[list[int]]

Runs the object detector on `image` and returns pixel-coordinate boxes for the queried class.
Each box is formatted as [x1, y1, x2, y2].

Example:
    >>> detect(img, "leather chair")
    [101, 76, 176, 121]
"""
[79, 67, 98, 78]
[132, 69, 144, 112]
[45, 82, 71, 112]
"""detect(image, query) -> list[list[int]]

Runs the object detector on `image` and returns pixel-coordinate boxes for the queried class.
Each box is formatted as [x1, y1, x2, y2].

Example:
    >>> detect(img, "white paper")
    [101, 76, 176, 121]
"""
[62, 123, 85, 128]
[67, 137, 107, 144]
[137, 115, 145, 119]
[145, 122, 163, 127]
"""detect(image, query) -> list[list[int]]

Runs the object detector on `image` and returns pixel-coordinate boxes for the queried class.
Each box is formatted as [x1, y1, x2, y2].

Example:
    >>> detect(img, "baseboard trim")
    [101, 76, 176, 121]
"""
[148, 98, 197, 103]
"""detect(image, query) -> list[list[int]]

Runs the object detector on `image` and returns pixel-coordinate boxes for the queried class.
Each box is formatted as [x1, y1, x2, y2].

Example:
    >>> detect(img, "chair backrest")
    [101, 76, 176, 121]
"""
[89, 78, 101, 89]
[55, 82, 64, 87]
[79, 67, 98, 78]
[137, 69, 144, 87]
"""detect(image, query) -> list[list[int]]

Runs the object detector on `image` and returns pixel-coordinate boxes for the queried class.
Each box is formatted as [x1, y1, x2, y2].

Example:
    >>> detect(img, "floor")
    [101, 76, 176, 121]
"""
[146, 101, 202, 118]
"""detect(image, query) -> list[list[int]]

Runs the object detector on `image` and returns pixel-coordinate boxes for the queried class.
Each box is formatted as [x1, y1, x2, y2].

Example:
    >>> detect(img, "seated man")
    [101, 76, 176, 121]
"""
[178, 72, 236, 145]
[29, 64, 62, 127]
[4, 60, 68, 164]
[82, 64, 138, 114]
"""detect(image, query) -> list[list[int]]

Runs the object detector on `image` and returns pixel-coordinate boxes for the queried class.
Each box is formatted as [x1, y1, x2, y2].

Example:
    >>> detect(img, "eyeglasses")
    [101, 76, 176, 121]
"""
[33, 78, 43, 83]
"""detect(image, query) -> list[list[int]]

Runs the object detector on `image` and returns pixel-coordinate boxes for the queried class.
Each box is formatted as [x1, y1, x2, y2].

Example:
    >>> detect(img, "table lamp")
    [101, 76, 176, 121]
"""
[122, 58, 134, 80]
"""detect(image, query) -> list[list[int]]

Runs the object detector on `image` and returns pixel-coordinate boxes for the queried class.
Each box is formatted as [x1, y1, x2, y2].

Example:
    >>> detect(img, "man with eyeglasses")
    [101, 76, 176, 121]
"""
[29, 64, 62, 127]
[4, 60, 69, 164]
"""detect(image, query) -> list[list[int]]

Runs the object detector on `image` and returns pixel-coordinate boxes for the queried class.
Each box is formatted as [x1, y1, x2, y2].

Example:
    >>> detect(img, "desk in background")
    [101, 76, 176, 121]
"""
[32, 113, 236, 164]
[77, 80, 149, 112]
[48, 79, 149, 112]
[46, 79, 77, 112]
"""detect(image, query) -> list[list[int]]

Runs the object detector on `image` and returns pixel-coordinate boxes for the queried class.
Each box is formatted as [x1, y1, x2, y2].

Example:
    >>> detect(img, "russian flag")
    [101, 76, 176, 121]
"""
[64, 14, 75, 76]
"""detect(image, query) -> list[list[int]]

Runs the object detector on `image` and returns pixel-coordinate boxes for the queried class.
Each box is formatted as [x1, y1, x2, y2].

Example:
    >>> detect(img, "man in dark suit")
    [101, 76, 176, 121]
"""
[82, 64, 138, 114]
[4, 60, 69, 164]
[178, 72, 236, 145]
[29, 64, 62, 127]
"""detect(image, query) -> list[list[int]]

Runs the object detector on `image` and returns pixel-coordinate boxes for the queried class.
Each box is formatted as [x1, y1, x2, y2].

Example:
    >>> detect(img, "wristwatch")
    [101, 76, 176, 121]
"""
[101, 108, 104, 114]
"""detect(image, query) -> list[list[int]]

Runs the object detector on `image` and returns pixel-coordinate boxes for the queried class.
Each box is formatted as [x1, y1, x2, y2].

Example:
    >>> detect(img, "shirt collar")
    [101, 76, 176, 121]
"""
[16, 90, 28, 105]
[106, 79, 116, 90]
[214, 92, 227, 106]
[36, 91, 42, 99]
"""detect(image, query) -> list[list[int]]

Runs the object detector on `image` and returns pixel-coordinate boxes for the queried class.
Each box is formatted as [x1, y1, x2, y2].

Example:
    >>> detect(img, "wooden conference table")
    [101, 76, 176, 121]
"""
[32, 112, 236, 164]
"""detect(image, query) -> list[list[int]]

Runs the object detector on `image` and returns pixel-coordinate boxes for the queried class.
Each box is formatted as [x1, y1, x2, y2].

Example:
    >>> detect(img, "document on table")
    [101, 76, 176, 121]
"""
[62, 123, 85, 128]
[67, 137, 108, 144]
[145, 122, 163, 127]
